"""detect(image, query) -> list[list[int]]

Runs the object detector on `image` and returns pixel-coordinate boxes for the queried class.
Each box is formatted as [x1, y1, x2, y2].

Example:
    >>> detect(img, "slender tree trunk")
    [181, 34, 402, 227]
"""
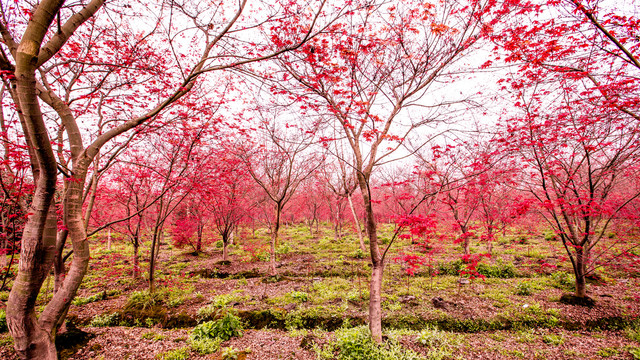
[196, 223, 203, 253]
[348, 194, 366, 252]
[574, 247, 587, 298]
[369, 260, 384, 342]
[133, 238, 140, 279]
[269, 204, 283, 276]
[222, 233, 229, 262]
[269, 223, 279, 276]
[149, 226, 163, 293]
[356, 173, 384, 343]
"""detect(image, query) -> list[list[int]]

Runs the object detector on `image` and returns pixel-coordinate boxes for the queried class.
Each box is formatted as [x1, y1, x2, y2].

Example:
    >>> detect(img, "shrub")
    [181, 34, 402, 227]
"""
[291, 291, 310, 302]
[353, 248, 365, 259]
[332, 326, 423, 360]
[196, 304, 221, 323]
[90, 313, 120, 327]
[415, 326, 455, 360]
[629, 347, 640, 360]
[515, 281, 533, 296]
[476, 261, 518, 279]
[125, 291, 164, 310]
[191, 312, 243, 342]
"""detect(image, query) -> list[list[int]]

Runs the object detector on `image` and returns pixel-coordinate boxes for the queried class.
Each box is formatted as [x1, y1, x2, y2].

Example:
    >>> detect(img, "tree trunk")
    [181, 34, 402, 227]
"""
[222, 235, 229, 262]
[107, 228, 112, 251]
[356, 172, 384, 343]
[270, 204, 282, 276]
[369, 260, 384, 343]
[133, 238, 140, 279]
[574, 247, 587, 298]
[196, 223, 203, 253]
[348, 194, 366, 252]
[7, 205, 58, 360]
[53, 230, 68, 293]
[269, 227, 278, 276]
[149, 229, 160, 293]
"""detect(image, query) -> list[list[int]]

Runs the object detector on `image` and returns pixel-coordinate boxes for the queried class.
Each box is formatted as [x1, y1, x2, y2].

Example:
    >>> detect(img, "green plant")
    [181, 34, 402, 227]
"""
[515, 281, 533, 296]
[515, 329, 537, 343]
[0, 334, 13, 347]
[415, 326, 455, 360]
[191, 312, 243, 342]
[542, 334, 564, 346]
[543, 230, 557, 242]
[89, 313, 120, 327]
[197, 304, 221, 323]
[220, 346, 250, 360]
[597, 347, 620, 357]
[125, 291, 164, 310]
[72, 291, 108, 306]
[629, 347, 640, 360]
[550, 271, 573, 291]
[476, 261, 518, 278]
[189, 338, 222, 355]
[142, 331, 167, 341]
[330, 326, 424, 360]
[0, 310, 6, 333]
[276, 242, 291, 255]
[215, 240, 224, 248]
[156, 347, 189, 360]
[291, 291, 310, 302]
[626, 323, 640, 342]
[353, 248, 365, 259]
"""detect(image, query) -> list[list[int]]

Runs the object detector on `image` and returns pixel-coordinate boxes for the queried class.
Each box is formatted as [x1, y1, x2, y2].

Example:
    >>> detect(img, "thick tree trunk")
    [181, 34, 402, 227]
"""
[8, 205, 58, 360]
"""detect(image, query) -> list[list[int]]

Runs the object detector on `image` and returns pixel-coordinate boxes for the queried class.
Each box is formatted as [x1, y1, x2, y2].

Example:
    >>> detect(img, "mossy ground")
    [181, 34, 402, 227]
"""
[0, 223, 638, 359]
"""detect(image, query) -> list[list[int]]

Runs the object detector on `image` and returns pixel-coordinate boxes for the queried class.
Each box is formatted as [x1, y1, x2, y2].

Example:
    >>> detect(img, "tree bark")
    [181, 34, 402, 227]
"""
[574, 247, 587, 298]
[222, 234, 229, 262]
[357, 172, 384, 343]
[348, 194, 366, 252]
[133, 238, 140, 279]
[369, 261, 384, 343]
[269, 203, 282, 276]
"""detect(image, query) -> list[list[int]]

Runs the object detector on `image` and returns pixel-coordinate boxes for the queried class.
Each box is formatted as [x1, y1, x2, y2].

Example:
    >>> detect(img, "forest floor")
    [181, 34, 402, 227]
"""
[0, 224, 638, 359]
